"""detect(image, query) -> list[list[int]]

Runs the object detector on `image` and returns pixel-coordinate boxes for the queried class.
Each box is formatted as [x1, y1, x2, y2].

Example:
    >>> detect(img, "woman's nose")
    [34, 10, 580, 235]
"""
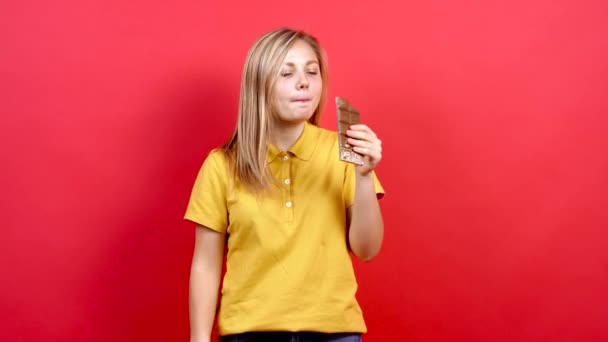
[296, 72, 309, 89]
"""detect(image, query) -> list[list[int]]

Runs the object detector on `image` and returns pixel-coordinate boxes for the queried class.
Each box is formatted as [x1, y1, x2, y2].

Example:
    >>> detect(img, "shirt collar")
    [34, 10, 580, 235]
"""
[268, 121, 319, 162]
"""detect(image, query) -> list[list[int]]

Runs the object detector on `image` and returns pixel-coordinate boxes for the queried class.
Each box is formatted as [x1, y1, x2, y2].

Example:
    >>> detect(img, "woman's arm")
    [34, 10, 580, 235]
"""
[347, 174, 384, 261]
[346, 124, 384, 262]
[189, 224, 226, 342]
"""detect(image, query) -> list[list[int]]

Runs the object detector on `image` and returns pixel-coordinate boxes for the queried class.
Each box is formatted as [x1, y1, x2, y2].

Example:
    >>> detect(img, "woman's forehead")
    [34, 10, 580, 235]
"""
[282, 41, 318, 64]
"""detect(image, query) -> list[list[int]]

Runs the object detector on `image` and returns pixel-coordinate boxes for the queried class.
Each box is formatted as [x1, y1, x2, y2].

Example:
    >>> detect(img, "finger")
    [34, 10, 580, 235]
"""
[353, 148, 380, 167]
[351, 140, 382, 154]
[349, 124, 377, 139]
[346, 137, 371, 147]
[352, 146, 369, 155]
[353, 145, 382, 160]
[354, 144, 381, 156]
[347, 139, 382, 156]
[346, 129, 374, 141]
[349, 124, 368, 130]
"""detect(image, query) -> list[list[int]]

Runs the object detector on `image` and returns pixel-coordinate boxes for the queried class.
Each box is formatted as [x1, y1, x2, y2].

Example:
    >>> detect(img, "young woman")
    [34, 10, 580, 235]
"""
[185, 27, 385, 342]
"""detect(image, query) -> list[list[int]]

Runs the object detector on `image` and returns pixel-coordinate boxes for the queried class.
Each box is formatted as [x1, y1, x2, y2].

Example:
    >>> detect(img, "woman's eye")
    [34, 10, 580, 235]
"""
[307, 71, 318, 75]
[281, 72, 293, 77]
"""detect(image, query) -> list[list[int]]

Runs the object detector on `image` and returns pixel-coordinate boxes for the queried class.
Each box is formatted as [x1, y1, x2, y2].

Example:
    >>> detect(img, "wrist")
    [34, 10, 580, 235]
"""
[190, 338, 210, 342]
[355, 172, 374, 181]
[190, 333, 211, 342]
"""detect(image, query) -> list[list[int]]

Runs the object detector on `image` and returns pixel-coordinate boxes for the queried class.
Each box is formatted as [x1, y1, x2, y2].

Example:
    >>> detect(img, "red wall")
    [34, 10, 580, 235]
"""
[2, 0, 607, 341]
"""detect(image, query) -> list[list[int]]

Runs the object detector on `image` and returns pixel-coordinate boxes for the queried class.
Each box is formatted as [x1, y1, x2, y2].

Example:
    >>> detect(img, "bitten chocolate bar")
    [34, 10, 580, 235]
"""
[336, 96, 364, 165]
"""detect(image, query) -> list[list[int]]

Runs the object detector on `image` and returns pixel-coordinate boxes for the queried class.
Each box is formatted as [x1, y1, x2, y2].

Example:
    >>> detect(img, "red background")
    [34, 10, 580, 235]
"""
[2, 0, 608, 341]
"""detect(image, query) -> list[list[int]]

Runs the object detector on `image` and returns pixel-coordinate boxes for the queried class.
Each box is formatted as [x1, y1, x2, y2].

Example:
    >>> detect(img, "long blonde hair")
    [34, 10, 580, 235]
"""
[222, 28, 329, 192]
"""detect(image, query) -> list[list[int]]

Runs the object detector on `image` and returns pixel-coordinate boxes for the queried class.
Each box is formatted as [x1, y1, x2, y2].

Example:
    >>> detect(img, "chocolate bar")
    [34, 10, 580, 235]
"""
[336, 96, 364, 165]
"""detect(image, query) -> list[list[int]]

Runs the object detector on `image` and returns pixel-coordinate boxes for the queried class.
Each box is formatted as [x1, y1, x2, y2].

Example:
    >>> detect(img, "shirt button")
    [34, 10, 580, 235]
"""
[282, 155, 289, 161]
[285, 201, 292, 208]
[284, 178, 290, 185]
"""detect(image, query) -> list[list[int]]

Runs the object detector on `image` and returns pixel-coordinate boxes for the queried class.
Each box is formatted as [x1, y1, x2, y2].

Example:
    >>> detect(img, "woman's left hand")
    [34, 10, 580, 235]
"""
[346, 124, 383, 176]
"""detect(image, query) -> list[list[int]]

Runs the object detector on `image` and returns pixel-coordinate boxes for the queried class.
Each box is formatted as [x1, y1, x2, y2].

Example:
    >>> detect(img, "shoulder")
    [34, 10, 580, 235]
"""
[207, 147, 227, 163]
[209, 147, 233, 164]
[311, 124, 339, 146]
[308, 125, 346, 170]
[312, 123, 337, 136]
[199, 148, 232, 176]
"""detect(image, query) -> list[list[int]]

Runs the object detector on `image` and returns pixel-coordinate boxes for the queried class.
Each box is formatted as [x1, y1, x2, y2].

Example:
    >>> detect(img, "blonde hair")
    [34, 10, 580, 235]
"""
[222, 28, 329, 192]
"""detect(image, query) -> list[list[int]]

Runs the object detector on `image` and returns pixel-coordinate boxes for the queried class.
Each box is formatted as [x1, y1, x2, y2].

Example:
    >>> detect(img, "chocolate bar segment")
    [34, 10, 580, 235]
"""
[336, 96, 364, 165]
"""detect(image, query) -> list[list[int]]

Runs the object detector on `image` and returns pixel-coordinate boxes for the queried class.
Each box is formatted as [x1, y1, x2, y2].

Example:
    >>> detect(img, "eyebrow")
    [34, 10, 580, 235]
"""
[283, 61, 319, 67]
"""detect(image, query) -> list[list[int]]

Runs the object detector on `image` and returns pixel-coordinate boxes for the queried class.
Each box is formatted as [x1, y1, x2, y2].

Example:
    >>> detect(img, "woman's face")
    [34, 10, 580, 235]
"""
[271, 39, 322, 125]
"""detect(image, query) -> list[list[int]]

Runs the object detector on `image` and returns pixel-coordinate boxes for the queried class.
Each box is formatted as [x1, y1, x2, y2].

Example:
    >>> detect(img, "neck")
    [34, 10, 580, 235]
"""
[270, 120, 306, 151]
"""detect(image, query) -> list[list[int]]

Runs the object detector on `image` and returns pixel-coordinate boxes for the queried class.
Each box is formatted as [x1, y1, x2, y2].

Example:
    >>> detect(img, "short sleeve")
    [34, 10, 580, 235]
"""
[184, 150, 229, 233]
[343, 163, 385, 208]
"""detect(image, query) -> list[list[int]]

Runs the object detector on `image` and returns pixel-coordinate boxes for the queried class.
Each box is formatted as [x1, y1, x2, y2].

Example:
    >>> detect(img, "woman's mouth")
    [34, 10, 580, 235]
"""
[292, 97, 312, 103]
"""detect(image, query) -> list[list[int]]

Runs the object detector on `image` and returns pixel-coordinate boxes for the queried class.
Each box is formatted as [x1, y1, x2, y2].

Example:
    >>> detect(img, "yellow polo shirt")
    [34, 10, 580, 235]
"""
[184, 121, 384, 336]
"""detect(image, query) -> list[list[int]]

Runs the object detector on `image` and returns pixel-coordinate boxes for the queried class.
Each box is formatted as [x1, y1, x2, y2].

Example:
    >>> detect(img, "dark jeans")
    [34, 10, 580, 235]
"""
[219, 332, 362, 342]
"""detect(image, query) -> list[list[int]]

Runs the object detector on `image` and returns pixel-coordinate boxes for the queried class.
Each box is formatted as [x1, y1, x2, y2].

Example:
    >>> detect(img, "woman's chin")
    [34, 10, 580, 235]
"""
[278, 111, 314, 123]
